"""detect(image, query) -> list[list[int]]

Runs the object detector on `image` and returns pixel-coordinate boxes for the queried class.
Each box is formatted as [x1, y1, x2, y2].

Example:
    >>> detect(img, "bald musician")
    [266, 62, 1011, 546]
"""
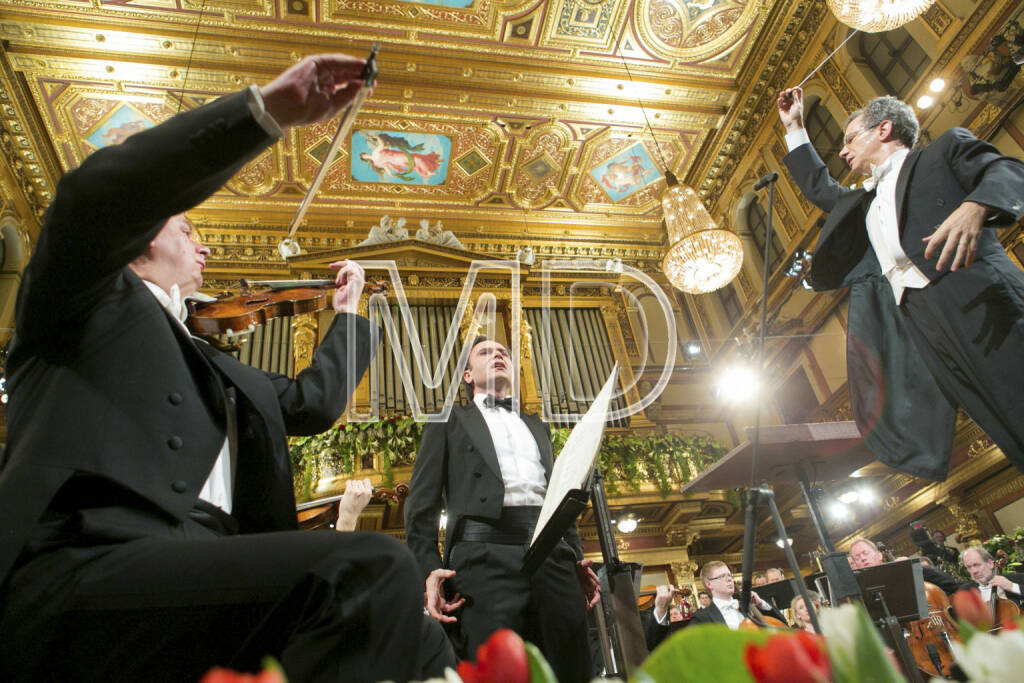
[847, 537, 960, 595]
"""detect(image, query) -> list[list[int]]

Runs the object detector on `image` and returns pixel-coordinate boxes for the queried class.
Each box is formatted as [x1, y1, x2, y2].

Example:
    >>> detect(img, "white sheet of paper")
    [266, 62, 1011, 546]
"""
[531, 364, 620, 546]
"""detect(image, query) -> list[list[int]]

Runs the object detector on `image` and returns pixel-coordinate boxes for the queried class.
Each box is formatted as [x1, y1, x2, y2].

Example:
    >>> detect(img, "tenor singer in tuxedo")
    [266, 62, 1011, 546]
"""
[404, 337, 600, 683]
[778, 88, 1024, 481]
[0, 55, 424, 683]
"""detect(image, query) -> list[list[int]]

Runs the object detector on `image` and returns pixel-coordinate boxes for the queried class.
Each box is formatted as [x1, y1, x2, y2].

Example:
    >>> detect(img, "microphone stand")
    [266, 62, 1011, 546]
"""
[739, 172, 778, 619]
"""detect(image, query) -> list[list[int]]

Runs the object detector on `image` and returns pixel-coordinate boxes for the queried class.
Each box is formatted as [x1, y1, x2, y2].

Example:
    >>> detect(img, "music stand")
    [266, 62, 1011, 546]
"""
[854, 559, 929, 683]
[756, 578, 797, 612]
[681, 422, 881, 632]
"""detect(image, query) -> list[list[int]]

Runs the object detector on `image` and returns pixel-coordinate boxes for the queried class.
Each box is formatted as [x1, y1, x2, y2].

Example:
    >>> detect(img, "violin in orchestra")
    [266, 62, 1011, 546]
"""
[187, 276, 390, 336]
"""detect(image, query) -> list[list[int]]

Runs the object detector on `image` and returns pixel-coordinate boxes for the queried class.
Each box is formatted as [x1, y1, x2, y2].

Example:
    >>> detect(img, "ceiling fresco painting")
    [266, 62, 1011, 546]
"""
[351, 131, 451, 185]
[0, 0, 821, 279]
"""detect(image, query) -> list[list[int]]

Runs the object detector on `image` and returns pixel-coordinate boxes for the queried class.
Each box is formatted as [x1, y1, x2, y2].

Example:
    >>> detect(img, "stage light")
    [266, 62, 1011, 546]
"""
[661, 172, 744, 294]
[775, 537, 793, 548]
[684, 341, 703, 359]
[929, 78, 946, 92]
[617, 516, 638, 533]
[828, 501, 851, 521]
[917, 95, 935, 109]
[716, 365, 760, 402]
[857, 487, 876, 504]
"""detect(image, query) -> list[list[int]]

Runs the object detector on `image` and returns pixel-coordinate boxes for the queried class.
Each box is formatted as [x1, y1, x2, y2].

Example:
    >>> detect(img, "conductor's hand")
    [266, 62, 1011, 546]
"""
[923, 201, 990, 272]
[260, 54, 371, 130]
[336, 477, 372, 532]
[777, 87, 805, 133]
[329, 259, 366, 314]
[425, 568, 465, 624]
[577, 559, 601, 610]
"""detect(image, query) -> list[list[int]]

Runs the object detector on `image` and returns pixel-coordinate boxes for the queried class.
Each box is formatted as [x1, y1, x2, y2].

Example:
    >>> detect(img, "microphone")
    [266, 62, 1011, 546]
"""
[753, 172, 779, 191]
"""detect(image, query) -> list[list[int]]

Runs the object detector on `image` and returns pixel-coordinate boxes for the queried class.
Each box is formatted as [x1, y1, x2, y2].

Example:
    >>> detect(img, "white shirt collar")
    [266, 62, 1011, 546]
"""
[713, 595, 740, 611]
[863, 148, 910, 191]
[142, 280, 215, 325]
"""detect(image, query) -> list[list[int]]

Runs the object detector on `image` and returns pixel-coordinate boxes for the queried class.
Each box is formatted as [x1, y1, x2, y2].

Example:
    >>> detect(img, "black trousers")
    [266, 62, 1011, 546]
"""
[901, 255, 1024, 470]
[448, 539, 591, 683]
[0, 527, 424, 683]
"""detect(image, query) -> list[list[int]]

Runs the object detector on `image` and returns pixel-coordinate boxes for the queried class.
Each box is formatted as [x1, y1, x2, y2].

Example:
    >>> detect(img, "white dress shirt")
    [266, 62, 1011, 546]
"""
[786, 129, 930, 303]
[472, 393, 547, 506]
[979, 580, 1021, 603]
[713, 596, 744, 630]
[144, 280, 234, 514]
[134, 88, 282, 514]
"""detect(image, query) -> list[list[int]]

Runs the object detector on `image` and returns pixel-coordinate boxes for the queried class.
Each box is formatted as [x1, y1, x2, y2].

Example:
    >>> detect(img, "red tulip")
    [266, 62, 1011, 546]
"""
[952, 588, 993, 629]
[744, 630, 830, 683]
[199, 667, 286, 683]
[456, 629, 529, 683]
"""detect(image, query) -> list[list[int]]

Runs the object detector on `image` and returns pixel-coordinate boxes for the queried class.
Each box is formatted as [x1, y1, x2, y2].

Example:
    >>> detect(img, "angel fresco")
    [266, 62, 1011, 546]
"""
[601, 155, 649, 193]
[354, 131, 448, 185]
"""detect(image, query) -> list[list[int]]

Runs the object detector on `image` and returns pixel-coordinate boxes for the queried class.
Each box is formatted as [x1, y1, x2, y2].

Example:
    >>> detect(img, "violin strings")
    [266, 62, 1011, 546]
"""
[795, 30, 859, 89]
[176, 0, 209, 113]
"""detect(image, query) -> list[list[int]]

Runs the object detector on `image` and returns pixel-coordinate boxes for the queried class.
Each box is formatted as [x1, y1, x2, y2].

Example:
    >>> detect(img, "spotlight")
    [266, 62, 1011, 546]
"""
[775, 537, 793, 548]
[828, 501, 851, 521]
[617, 516, 638, 533]
[683, 341, 702, 359]
[716, 365, 760, 402]
[929, 78, 946, 92]
[917, 95, 934, 109]
[839, 491, 860, 505]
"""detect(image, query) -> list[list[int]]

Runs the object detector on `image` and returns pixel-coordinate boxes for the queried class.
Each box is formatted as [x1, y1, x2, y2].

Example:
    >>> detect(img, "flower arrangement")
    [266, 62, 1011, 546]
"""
[981, 527, 1024, 572]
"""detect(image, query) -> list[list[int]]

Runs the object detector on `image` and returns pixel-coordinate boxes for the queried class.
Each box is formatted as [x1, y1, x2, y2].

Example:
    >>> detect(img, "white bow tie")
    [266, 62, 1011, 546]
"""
[720, 599, 740, 611]
[862, 156, 900, 192]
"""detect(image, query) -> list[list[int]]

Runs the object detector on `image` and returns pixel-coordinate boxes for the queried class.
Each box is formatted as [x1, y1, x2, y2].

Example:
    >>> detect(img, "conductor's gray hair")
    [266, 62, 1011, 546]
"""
[846, 96, 919, 149]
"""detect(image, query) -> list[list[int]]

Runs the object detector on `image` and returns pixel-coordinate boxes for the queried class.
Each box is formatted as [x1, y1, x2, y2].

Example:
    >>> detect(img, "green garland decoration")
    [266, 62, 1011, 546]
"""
[290, 419, 726, 500]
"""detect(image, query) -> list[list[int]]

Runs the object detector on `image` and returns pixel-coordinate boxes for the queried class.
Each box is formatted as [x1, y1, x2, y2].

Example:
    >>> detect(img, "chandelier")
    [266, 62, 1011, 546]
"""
[826, 0, 937, 32]
[660, 172, 744, 295]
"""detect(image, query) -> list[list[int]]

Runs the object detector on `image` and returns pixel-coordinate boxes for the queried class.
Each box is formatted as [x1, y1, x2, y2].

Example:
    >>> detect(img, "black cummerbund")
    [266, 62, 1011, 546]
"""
[459, 506, 541, 545]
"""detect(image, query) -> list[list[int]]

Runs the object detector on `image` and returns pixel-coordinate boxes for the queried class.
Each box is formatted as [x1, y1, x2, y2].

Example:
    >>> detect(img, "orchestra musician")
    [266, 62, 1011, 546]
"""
[689, 561, 788, 629]
[0, 54, 427, 683]
[962, 546, 1024, 608]
[641, 583, 691, 651]
[847, 537, 960, 595]
[790, 590, 824, 634]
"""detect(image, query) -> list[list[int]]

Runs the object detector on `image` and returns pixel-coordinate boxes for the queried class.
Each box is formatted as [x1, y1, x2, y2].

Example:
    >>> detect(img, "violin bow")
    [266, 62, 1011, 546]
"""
[278, 43, 381, 260]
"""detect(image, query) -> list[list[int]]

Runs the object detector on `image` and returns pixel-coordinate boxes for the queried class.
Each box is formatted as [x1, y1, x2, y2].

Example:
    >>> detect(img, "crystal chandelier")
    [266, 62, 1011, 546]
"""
[660, 172, 744, 294]
[826, 0, 936, 32]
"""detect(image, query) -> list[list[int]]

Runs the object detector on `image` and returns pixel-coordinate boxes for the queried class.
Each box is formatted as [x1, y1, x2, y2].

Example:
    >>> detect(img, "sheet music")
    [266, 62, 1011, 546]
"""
[531, 364, 620, 546]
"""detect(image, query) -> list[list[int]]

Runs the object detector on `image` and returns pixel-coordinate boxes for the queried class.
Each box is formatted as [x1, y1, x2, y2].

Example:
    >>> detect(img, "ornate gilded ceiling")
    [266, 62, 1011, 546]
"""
[0, 0, 805, 278]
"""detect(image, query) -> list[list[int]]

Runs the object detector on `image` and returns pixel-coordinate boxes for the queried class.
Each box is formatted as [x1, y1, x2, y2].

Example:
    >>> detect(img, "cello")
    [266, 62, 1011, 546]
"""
[905, 581, 960, 679]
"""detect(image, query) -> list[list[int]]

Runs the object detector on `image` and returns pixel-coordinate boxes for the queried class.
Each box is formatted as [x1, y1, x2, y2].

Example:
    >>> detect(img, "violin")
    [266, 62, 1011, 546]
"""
[187, 277, 389, 336]
[295, 483, 409, 530]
